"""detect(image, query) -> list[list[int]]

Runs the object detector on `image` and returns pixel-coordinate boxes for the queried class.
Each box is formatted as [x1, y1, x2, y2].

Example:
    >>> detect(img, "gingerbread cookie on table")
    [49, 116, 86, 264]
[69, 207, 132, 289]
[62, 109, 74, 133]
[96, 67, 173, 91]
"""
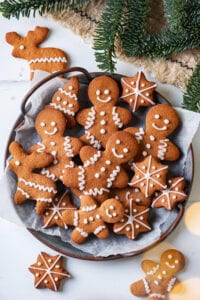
[63, 131, 139, 203]
[42, 191, 76, 229]
[29, 106, 83, 182]
[130, 249, 185, 300]
[129, 155, 168, 198]
[50, 77, 79, 128]
[62, 195, 124, 244]
[125, 104, 180, 161]
[6, 26, 68, 80]
[8, 141, 57, 215]
[29, 252, 70, 291]
[121, 71, 157, 111]
[76, 75, 132, 149]
[110, 187, 151, 207]
[152, 177, 187, 210]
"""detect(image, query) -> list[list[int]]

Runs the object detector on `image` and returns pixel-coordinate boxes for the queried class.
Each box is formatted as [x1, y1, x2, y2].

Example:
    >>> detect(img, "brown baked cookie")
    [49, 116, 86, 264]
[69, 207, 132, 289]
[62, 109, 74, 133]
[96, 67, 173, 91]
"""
[110, 187, 151, 207]
[29, 252, 70, 291]
[129, 155, 168, 198]
[113, 198, 151, 240]
[6, 26, 68, 80]
[42, 191, 76, 229]
[130, 249, 185, 300]
[29, 106, 83, 183]
[8, 141, 57, 215]
[50, 77, 79, 128]
[76, 75, 132, 149]
[152, 177, 187, 210]
[125, 104, 180, 161]
[121, 71, 157, 111]
[62, 195, 124, 244]
[63, 131, 139, 203]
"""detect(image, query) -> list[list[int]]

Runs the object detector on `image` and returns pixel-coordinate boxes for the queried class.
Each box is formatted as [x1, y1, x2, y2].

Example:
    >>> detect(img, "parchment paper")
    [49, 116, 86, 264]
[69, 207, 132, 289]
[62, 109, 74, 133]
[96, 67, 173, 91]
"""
[0, 70, 199, 257]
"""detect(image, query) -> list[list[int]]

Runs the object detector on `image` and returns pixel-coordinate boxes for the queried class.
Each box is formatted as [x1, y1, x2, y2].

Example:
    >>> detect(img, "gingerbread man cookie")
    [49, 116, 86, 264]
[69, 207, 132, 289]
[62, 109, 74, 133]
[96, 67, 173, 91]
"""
[152, 177, 187, 210]
[125, 104, 180, 161]
[6, 26, 68, 80]
[29, 106, 83, 182]
[8, 141, 57, 215]
[62, 195, 124, 244]
[121, 71, 157, 111]
[63, 131, 139, 203]
[130, 249, 185, 300]
[29, 252, 70, 291]
[129, 155, 168, 198]
[50, 77, 79, 128]
[76, 75, 132, 149]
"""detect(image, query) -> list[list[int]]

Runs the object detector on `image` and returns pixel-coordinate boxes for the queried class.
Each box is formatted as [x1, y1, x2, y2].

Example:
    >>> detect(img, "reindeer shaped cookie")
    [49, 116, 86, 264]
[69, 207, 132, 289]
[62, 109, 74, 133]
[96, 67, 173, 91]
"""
[76, 76, 132, 149]
[50, 77, 79, 128]
[63, 131, 139, 203]
[29, 106, 83, 182]
[6, 26, 68, 79]
[62, 195, 124, 244]
[125, 104, 180, 161]
[8, 141, 57, 215]
[130, 249, 185, 300]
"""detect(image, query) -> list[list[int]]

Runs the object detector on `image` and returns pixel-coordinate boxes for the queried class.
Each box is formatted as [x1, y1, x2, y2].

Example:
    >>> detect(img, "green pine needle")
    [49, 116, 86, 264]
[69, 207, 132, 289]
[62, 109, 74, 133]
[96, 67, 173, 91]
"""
[183, 64, 200, 112]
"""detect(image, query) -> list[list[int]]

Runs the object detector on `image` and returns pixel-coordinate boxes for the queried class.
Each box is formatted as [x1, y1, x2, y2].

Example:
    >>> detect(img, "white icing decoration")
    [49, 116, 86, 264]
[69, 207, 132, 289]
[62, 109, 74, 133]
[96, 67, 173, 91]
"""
[112, 148, 124, 159]
[100, 111, 106, 116]
[157, 139, 169, 160]
[64, 136, 74, 157]
[116, 139, 121, 144]
[135, 128, 145, 143]
[56, 96, 61, 101]
[19, 45, 25, 50]
[150, 135, 155, 141]
[85, 107, 96, 129]
[96, 95, 111, 103]
[165, 262, 176, 269]
[78, 166, 85, 191]
[15, 160, 20, 166]
[121, 72, 156, 111]
[104, 89, 110, 95]
[81, 205, 97, 212]
[149, 293, 165, 299]
[152, 123, 167, 131]
[28, 57, 67, 65]
[37, 142, 46, 153]
[41, 168, 57, 181]
[164, 119, 170, 124]
[84, 151, 101, 167]
[50, 103, 75, 116]
[95, 173, 100, 178]
[96, 89, 100, 96]
[101, 167, 106, 172]
[129, 155, 168, 197]
[142, 278, 150, 294]
[73, 211, 79, 226]
[167, 277, 177, 292]
[17, 187, 30, 198]
[100, 120, 106, 125]
[44, 128, 58, 136]
[123, 148, 128, 153]
[76, 227, 88, 237]
[58, 87, 78, 100]
[68, 85, 73, 90]
[29, 253, 70, 291]
[19, 177, 57, 194]
[154, 114, 160, 119]
[40, 122, 45, 127]
[94, 226, 106, 235]
[84, 187, 110, 196]
[114, 199, 151, 239]
[51, 150, 58, 165]
[112, 107, 123, 128]
[107, 166, 121, 188]
[50, 141, 56, 146]
[100, 128, 106, 134]
[51, 121, 56, 126]
[106, 160, 111, 165]
[85, 131, 101, 149]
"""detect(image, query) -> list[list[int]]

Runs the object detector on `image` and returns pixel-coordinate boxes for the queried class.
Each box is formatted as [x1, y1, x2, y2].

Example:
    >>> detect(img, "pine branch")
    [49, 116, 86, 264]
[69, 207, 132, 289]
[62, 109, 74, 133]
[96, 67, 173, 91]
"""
[93, 0, 125, 73]
[0, 0, 92, 19]
[183, 64, 200, 112]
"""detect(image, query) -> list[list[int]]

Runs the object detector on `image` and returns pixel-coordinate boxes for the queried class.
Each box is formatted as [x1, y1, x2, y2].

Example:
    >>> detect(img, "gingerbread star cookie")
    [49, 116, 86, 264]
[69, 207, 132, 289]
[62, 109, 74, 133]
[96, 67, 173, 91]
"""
[130, 249, 185, 300]
[29, 252, 70, 291]
[152, 177, 187, 210]
[121, 71, 157, 111]
[129, 155, 168, 197]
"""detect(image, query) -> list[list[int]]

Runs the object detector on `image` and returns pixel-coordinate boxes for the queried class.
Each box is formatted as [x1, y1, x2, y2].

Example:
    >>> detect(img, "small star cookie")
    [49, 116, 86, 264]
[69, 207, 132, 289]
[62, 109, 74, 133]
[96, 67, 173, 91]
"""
[29, 252, 70, 291]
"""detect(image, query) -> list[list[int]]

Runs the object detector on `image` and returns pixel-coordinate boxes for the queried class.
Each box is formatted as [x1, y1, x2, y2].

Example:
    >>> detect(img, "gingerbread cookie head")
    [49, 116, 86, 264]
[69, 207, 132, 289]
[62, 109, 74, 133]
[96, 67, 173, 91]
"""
[99, 198, 125, 223]
[88, 75, 119, 107]
[35, 106, 66, 138]
[160, 249, 185, 275]
[146, 104, 179, 139]
[105, 131, 139, 164]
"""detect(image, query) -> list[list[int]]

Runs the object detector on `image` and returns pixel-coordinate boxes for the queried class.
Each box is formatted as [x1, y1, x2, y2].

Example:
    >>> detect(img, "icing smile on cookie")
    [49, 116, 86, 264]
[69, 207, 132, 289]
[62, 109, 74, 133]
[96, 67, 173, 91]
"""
[112, 148, 124, 159]
[165, 262, 176, 269]
[152, 123, 168, 131]
[96, 89, 112, 103]
[44, 128, 58, 135]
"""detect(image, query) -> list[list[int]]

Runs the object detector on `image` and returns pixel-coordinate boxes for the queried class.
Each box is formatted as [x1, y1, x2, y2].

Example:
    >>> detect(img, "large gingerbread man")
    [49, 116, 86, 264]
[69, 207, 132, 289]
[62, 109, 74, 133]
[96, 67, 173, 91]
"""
[76, 75, 132, 149]
[125, 104, 180, 161]
[130, 249, 185, 300]
[8, 141, 57, 215]
[63, 131, 139, 203]
[29, 106, 83, 182]
[62, 195, 124, 244]
[50, 77, 79, 128]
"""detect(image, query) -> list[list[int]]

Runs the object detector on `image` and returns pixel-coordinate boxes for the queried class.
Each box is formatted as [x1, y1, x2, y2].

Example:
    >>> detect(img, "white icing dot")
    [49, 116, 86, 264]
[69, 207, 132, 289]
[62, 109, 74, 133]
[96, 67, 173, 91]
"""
[84, 218, 88, 224]
[36, 273, 40, 277]
[135, 224, 140, 229]
[133, 209, 137, 213]
[125, 89, 129, 93]
[63, 101, 67, 105]
[68, 103, 74, 108]
[142, 166, 146, 170]
[142, 151, 147, 156]
[140, 182, 145, 187]
[146, 144, 151, 149]
[62, 202, 66, 206]
[146, 92, 150, 96]
[135, 188, 140, 192]
[126, 227, 130, 231]
[168, 254, 173, 259]
[100, 120, 106, 125]
[131, 81, 134, 85]
[154, 114, 160, 119]
[156, 174, 160, 178]
[110, 205, 114, 209]
[125, 209, 129, 213]
[168, 179, 172, 184]
[154, 280, 159, 286]
[158, 275, 162, 280]
[96, 214, 101, 219]
[51, 121, 56, 126]
[123, 148, 129, 153]
[101, 167, 106, 172]
[56, 96, 61, 101]
[113, 212, 117, 217]
[161, 198, 165, 203]
[40, 122, 46, 127]
[55, 277, 59, 282]
[38, 262, 42, 266]
[140, 216, 144, 220]
[150, 183, 154, 187]
[141, 83, 145, 87]
[104, 89, 110, 95]
[152, 165, 156, 170]
[55, 265, 60, 269]
[129, 99, 133, 103]
[116, 139, 121, 144]
[164, 119, 170, 124]
[175, 187, 179, 191]
[50, 142, 56, 146]
[68, 85, 73, 90]
[106, 160, 111, 165]
[162, 270, 167, 275]
[89, 216, 94, 222]
[44, 279, 48, 284]
[141, 100, 145, 104]
[172, 195, 177, 199]
[54, 215, 59, 220]
[175, 260, 179, 264]
[100, 111, 106, 116]
[150, 135, 155, 141]
[48, 259, 52, 263]
[136, 199, 141, 203]
[136, 175, 140, 179]
[100, 128, 106, 134]
[19, 44, 25, 50]
[95, 173, 100, 178]
[96, 89, 100, 96]
[15, 160, 20, 166]
[121, 218, 125, 222]
[45, 212, 49, 216]
[115, 196, 119, 200]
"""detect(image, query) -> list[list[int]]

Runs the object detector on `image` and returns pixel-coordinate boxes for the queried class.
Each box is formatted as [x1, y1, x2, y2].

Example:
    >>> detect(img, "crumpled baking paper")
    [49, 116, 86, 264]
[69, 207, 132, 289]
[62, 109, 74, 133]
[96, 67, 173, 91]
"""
[0, 70, 199, 257]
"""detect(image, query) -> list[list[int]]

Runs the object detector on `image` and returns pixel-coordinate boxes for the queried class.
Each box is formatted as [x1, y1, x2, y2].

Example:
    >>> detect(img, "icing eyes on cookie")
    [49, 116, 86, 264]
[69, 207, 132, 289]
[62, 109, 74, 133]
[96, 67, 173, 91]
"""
[116, 139, 121, 144]
[168, 254, 173, 259]
[40, 122, 46, 127]
[15, 160, 20, 166]
[164, 119, 170, 124]
[96, 89, 101, 96]
[123, 148, 129, 153]
[154, 114, 160, 119]
[104, 89, 110, 95]
[51, 121, 56, 126]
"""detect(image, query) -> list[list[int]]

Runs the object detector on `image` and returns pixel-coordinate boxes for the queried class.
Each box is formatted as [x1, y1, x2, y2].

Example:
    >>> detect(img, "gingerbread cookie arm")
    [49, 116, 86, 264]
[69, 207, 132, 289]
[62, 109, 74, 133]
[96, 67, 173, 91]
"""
[76, 108, 93, 127]
[64, 136, 83, 157]
[62, 209, 77, 226]
[111, 168, 129, 188]
[113, 106, 132, 126]
[130, 279, 149, 297]
[63, 167, 80, 188]
[157, 140, 180, 161]
[79, 145, 100, 163]
[79, 195, 97, 210]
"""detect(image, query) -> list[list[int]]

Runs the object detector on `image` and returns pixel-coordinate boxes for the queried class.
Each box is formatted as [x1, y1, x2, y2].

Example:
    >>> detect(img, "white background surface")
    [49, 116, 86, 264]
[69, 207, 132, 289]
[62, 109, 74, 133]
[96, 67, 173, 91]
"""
[0, 12, 200, 300]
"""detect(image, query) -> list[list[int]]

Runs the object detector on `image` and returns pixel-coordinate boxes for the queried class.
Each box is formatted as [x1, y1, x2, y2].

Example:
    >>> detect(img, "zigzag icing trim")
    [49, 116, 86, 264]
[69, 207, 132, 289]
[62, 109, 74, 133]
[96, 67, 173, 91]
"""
[85, 107, 96, 129]
[146, 264, 160, 275]
[135, 128, 145, 143]
[58, 87, 77, 100]
[84, 151, 101, 167]
[17, 187, 30, 198]
[81, 205, 97, 212]
[73, 211, 79, 226]
[37, 142, 46, 153]
[37, 198, 52, 203]
[167, 277, 177, 292]
[64, 136, 74, 157]
[142, 278, 150, 294]
[50, 103, 75, 116]
[28, 57, 67, 65]
[41, 168, 57, 181]
[78, 166, 85, 191]
[85, 131, 101, 149]
[107, 166, 121, 188]
[149, 293, 165, 299]
[112, 107, 123, 128]
[94, 225, 106, 235]
[83, 187, 110, 196]
[19, 178, 57, 194]
[158, 139, 169, 160]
